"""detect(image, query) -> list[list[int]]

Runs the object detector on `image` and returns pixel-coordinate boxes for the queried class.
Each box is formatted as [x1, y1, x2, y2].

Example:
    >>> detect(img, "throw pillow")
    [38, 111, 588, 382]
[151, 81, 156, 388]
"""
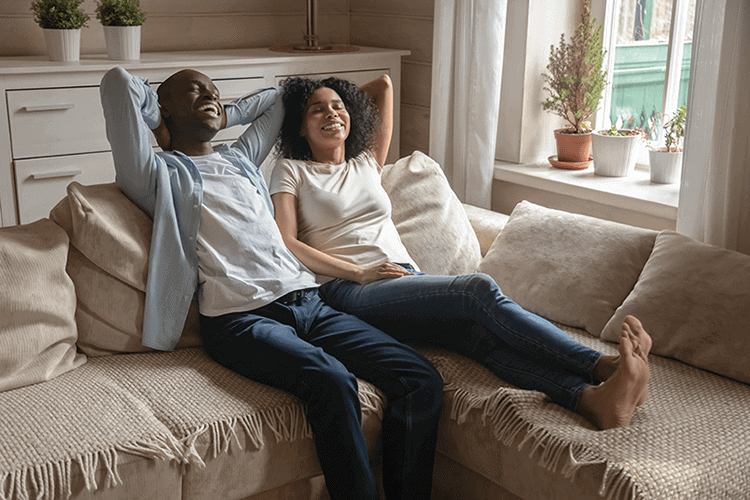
[50, 182, 201, 356]
[0, 219, 86, 392]
[601, 230, 750, 385]
[381, 151, 482, 276]
[477, 201, 657, 336]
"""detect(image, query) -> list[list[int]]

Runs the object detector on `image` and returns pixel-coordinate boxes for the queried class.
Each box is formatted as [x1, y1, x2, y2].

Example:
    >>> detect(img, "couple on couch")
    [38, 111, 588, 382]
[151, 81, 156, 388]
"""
[99, 66, 651, 500]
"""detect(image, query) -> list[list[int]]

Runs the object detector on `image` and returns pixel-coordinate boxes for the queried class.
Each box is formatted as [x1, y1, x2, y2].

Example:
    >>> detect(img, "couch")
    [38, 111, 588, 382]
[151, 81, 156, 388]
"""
[1, 151, 749, 500]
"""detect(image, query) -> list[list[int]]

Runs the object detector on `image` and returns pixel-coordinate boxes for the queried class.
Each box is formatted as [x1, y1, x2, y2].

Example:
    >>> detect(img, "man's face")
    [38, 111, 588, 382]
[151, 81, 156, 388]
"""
[159, 70, 224, 140]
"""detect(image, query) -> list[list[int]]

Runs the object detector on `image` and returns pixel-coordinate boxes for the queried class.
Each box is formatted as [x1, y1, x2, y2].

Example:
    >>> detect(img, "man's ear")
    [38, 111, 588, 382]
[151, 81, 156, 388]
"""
[160, 106, 171, 120]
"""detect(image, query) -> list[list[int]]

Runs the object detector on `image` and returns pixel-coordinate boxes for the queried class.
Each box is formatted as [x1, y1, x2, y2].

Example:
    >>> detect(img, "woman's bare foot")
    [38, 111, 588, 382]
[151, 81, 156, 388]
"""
[593, 316, 653, 400]
[578, 329, 650, 430]
[623, 315, 652, 356]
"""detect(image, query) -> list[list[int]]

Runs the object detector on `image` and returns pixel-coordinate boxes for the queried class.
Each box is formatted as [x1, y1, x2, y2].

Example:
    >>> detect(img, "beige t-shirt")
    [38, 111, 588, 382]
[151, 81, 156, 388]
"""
[270, 151, 417, 283]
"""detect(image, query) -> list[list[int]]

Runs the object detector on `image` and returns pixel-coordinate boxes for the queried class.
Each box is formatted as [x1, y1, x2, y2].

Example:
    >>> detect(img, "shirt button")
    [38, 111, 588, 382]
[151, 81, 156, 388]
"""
[193, 205, 199, 210]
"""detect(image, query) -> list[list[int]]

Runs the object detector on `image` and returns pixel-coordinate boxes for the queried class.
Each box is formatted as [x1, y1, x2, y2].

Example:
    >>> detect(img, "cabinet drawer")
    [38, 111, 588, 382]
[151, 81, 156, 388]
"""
[7, 86, 109, 159]
[15, 152, 115, 224]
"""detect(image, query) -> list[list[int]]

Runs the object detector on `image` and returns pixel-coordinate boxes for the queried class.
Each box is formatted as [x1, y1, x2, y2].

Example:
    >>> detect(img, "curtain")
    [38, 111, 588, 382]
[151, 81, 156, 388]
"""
[676, 0, 750, 254]
[429, 0, 507, 209]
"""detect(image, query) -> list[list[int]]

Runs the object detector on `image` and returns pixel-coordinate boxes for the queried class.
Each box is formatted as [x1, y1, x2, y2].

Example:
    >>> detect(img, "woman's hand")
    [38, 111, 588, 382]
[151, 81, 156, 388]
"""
[355, 261, 413, 285]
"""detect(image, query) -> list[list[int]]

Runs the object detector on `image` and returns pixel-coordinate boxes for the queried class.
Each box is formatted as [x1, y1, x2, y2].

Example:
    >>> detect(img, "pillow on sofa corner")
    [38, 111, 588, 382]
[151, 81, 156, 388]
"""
[381, 151, 482, 276]
[50, 182, 201, 356]
[477, 201, 657, 336]
[601, 230, 750, 385]
[0, 219, 86, 392]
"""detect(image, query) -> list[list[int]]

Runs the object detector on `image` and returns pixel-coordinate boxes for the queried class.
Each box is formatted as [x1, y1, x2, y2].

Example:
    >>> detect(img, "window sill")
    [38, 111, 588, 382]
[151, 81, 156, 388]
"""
[493, 160, 680, 227]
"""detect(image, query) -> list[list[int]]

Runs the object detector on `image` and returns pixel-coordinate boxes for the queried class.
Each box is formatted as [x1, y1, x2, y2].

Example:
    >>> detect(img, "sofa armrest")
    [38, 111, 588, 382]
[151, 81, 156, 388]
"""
[462, 204, 509, 257]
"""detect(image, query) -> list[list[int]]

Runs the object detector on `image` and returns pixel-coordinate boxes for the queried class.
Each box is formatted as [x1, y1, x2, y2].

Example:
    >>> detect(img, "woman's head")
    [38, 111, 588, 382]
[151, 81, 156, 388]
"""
[278, 76, 379, 162]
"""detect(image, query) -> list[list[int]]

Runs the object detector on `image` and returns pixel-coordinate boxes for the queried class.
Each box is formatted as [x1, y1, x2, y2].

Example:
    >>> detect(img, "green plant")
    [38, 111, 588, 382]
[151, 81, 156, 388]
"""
[31, 0, 89, 29]
[95, 0, 145, 27]
[542, 0, 607, 134]
[663, 105, 687, 152]
[600, 126, 643, 137]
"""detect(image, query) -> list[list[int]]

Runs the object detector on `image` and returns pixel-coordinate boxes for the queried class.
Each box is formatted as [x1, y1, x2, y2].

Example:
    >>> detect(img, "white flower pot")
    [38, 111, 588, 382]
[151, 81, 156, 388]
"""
[649, 149, 683, 184]
[104, 26, 141, 60]
[44, 29, 81, 62]
[591, 131, 643, 177]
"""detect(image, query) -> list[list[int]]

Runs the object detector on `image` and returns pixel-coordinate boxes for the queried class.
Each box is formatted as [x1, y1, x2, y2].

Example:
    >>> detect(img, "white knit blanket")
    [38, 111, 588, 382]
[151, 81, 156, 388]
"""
[423, 325, 750, 500]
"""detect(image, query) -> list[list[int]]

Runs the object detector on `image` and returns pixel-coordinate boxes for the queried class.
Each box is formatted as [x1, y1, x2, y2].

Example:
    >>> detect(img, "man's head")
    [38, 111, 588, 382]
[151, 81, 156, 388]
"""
[157, 69, 224, 147]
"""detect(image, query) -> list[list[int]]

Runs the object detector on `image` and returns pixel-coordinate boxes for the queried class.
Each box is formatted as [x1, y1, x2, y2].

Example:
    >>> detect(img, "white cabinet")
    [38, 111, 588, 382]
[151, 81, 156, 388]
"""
[0, 47, 409, 226]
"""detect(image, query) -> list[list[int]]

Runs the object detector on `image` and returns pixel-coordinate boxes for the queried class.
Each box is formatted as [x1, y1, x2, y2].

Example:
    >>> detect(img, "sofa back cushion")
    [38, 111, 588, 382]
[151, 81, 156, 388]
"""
[601, 230, 750, 384]
[0, 219, 86, 392]
[50, 182, 201, 356]
[477, 201, 657, 336]
[381, 151, 482, 276]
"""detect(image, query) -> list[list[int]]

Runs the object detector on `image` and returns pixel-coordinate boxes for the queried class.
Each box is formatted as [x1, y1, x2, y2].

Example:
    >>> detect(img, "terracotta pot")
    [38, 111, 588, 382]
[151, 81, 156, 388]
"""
[554, 129, 592, 163]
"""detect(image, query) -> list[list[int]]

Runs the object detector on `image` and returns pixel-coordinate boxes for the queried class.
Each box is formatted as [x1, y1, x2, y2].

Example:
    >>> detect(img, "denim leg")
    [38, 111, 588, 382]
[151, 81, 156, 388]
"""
[200, 290, 442, 500]
[320, 272, 602, 411]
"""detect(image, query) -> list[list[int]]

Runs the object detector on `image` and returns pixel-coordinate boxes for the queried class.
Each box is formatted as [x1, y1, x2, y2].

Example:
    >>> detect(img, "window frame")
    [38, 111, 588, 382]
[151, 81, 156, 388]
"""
[596, 0, 694, 142]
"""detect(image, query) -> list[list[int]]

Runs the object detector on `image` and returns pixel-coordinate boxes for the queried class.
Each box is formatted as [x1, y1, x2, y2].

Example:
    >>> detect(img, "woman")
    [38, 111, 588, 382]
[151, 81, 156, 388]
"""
[269, 75, 651, 430]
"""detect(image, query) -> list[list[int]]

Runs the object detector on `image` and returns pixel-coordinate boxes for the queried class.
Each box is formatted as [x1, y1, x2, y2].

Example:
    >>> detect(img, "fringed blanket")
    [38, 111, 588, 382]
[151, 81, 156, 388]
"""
[2, 328, 749, 500]
[0, 347, 385, 500]
[421, 325, 750, 500]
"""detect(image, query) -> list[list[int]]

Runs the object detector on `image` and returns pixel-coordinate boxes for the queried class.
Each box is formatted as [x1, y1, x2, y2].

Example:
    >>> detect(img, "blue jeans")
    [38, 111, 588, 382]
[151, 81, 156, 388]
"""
[319, 268, 602, 411]
[200, 289, 443, 500]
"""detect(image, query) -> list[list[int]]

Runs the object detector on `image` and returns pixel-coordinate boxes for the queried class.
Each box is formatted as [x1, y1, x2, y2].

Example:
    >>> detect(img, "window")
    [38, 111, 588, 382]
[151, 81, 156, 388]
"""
[598, 0, 696, 142]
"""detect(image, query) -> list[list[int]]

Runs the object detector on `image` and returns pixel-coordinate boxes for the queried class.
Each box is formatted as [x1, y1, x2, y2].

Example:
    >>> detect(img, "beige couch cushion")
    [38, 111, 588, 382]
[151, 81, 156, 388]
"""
[0, 219, 86, 392]
[50, 182, 201, 356]
[477, 201, 657, 336]
[602, 230, 750, 384]
[381, 151, 482, 276]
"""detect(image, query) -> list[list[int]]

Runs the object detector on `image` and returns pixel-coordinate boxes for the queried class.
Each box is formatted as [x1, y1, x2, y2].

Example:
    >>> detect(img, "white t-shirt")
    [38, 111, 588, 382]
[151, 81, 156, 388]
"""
[192, 153, 318, 316]
[270, 151, 417, 283]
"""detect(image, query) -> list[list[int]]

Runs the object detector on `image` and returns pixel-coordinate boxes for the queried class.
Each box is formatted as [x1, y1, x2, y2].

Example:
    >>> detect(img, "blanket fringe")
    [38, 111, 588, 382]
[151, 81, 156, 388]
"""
[0, 433, 183, 500]
[445, 384, 644, 500]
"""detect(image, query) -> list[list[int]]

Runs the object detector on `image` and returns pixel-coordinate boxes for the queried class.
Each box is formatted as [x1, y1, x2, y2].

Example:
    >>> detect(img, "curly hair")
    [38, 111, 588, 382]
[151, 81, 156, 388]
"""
[277, 76, 379, 162]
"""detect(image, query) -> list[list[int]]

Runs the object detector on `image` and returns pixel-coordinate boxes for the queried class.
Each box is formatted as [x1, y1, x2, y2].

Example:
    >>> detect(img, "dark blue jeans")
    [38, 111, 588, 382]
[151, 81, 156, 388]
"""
[320, 269, 602, 411]
[200, 289, 443, 500]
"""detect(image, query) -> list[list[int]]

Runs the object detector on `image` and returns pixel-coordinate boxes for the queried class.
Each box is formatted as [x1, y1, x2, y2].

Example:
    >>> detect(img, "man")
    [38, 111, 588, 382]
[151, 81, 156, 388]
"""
[99, 67, 443, 500]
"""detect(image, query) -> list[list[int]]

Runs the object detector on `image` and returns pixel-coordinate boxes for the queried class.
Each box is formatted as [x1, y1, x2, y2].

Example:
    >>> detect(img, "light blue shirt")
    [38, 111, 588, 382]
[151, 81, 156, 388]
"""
[99, 67, 315, 351]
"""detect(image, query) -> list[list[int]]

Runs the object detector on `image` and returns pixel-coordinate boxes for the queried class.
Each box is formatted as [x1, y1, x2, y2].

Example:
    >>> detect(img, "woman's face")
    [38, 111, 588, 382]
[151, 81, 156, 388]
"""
[301, 87, 350, 153]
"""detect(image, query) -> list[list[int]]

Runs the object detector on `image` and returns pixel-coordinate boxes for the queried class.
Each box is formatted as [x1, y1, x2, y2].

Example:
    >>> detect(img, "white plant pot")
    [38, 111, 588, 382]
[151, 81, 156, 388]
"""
[649, 149, 683, 184]
[104, 26, 141, 60]
[591, 131, 643, 177]
[43, 29, 81, 62]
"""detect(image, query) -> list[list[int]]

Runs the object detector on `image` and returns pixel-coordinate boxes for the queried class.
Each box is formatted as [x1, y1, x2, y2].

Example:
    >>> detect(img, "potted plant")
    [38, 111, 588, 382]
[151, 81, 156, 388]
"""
[649, 106, 686, 184]
[592, 126, 645, 177]
[542, 0, 607, 169]
[95, 0, 146, 60]
[30, 0, 90, 62]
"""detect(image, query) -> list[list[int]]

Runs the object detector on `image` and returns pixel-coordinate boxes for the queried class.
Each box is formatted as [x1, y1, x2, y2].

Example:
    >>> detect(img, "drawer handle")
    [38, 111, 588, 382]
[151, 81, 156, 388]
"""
[23, 103, 76, 112]
[31, 169, 82, 180]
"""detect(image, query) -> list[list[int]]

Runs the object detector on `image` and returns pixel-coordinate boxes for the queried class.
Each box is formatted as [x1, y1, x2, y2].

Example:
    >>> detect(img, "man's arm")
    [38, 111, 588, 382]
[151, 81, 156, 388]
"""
[100, 67, 162, 218]
[226, 87, 285, 167]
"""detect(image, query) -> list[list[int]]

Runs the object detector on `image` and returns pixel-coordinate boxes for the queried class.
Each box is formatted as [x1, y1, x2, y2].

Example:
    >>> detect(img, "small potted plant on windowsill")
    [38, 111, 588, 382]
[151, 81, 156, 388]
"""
[542, 0, 607, 170]
[591, 126, 645, 177]
[31, 0, 90, 62]
[95, 0, 146, 60]
[649, 106, 686, 184]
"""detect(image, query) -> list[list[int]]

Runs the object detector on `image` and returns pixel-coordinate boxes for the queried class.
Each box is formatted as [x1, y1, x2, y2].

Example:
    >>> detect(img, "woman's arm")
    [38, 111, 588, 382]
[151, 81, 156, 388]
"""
[272, 192, 412, 285]
[358, 74, 393, 168]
